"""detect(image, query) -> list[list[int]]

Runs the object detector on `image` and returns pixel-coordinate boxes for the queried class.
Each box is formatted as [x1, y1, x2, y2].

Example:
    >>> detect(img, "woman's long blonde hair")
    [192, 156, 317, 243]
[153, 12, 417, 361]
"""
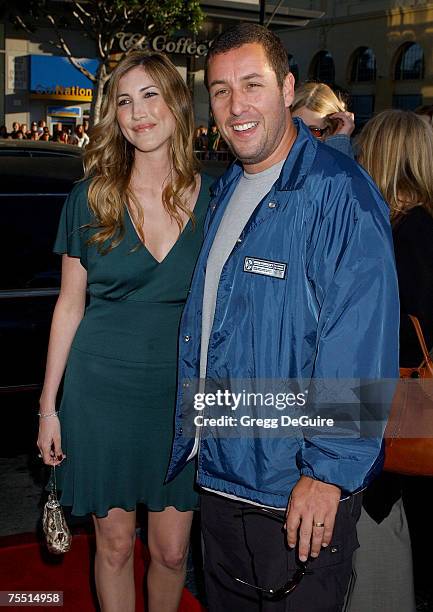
[84, 51, 200, 252]
[356, 109, 433, 221]
[291, 82, 346, 117]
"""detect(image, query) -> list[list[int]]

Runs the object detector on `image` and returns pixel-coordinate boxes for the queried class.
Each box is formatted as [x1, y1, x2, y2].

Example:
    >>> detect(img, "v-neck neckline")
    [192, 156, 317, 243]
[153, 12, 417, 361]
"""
[126, 176, 203, 265]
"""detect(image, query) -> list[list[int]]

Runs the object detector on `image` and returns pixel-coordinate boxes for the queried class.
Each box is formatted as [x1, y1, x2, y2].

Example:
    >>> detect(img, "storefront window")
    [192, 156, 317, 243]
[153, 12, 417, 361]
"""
[394, 43, 424, 80]
[350, 95, 375, 129]
[309, 50, 335, 84]
[350, 47, 376, 82]
[392, 94, 423, 111]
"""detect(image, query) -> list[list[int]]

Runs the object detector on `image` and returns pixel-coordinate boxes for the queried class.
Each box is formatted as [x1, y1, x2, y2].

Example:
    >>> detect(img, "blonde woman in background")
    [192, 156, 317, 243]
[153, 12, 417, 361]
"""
[345, 109, 433, 612]
[291, 82, 355, 156]
[37, 51, 212, 612]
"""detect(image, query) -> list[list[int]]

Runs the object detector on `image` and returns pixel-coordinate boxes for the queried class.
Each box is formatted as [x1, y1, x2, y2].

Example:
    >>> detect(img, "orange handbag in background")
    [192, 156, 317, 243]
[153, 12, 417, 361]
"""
[384, 315, 433, 476]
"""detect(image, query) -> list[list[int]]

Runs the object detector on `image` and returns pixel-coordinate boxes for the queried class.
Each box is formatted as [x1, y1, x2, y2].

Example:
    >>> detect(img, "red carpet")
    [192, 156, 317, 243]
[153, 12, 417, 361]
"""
[0, 532, 206, 611]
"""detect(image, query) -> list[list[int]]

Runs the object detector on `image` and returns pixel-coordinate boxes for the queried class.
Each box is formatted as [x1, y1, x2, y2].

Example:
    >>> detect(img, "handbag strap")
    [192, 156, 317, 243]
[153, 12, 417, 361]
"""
[408, 314, 433, 369]
[48, 465, 57, 495]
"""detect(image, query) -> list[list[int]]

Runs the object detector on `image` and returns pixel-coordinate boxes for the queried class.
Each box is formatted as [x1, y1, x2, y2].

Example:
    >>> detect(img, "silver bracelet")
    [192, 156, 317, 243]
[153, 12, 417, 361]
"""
[38, 411, 59, 418]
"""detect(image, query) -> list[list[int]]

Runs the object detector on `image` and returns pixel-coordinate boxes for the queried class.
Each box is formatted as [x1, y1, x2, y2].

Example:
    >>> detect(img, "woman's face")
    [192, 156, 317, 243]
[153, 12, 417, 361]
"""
[116, 66, 176, 156]
[292, 107, 330, 140]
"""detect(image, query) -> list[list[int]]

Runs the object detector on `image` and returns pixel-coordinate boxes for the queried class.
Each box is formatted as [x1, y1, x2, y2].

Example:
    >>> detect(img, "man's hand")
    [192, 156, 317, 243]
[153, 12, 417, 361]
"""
[285, 476, 341, 562]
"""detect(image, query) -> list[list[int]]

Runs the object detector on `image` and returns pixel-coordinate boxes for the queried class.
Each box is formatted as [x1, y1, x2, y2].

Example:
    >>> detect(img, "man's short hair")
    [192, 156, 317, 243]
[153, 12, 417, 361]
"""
[205, 23, 290, 89]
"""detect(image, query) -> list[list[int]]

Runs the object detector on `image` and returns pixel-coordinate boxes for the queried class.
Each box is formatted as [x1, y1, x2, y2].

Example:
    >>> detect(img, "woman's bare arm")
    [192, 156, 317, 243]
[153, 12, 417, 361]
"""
[37, 255, 87, 465]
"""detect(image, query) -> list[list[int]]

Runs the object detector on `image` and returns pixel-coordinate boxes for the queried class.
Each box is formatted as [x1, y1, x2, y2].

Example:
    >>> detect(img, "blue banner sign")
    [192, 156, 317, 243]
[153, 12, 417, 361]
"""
[30, 56, 98, 101]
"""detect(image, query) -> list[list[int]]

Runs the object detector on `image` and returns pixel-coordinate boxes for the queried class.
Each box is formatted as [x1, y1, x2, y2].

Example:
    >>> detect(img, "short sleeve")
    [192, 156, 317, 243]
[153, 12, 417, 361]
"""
[54, 180, 92, 269]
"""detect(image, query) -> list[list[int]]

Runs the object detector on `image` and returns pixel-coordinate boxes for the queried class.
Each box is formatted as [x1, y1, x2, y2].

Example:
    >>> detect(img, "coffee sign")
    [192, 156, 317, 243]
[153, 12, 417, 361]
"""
[116, 33, 211, 56]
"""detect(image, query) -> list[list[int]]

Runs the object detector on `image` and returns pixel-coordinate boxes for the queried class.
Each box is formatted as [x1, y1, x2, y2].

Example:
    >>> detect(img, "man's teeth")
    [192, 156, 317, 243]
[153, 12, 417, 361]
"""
[233, 122, 258, 132]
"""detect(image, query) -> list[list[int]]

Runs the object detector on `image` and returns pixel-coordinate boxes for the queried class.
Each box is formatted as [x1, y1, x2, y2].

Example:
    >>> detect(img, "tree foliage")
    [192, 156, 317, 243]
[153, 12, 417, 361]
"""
[1, 0, 204, 123]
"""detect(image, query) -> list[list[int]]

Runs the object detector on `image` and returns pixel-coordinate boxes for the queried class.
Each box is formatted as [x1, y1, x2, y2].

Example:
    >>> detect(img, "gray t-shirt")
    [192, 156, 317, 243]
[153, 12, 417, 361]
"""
[200, 160, 285, 378]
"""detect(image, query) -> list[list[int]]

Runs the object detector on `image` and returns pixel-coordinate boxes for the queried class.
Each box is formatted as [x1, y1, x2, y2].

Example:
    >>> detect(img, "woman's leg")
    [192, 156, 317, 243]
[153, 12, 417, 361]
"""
[92, 508, 137, 612]
[147, 507, 194, 612]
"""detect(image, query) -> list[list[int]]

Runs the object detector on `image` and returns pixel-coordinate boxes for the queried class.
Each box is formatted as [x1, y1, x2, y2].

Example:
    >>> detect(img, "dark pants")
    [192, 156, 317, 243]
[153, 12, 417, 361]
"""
[201, 490, 362, 612]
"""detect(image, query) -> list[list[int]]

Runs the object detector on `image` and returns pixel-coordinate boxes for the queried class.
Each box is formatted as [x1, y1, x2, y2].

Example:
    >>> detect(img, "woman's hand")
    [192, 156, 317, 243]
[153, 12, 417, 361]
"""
[329, 111, 355, 137]
[37, 411, 65, 466]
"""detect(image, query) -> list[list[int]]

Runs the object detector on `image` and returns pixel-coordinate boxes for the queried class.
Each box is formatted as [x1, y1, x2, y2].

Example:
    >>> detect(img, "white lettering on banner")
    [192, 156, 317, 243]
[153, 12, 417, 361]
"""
[116, 32, 211, 56]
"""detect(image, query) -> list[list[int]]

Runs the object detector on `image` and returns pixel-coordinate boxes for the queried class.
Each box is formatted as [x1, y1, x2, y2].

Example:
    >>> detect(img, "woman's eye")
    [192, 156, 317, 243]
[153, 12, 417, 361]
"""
[144, 91, 158, 99]
[118, 99, 130, 107]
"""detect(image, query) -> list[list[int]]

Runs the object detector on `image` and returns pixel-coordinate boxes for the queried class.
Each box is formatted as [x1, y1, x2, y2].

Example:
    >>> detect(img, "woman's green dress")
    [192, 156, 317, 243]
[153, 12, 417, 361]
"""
[53, 176, 212, 517]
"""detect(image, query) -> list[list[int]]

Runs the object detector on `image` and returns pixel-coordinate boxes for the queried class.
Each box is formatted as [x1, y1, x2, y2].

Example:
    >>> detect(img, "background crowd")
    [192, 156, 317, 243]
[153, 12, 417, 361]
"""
[193, 123, 231, 161]
[0, 119, 90, 147]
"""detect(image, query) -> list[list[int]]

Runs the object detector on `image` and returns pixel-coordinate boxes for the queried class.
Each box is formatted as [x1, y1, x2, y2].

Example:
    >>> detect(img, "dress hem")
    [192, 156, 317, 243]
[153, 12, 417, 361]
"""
[60, 500, 199, 518]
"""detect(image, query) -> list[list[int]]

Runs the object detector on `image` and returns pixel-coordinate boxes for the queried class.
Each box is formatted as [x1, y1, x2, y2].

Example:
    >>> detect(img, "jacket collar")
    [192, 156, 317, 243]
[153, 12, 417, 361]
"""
[210, 118, 318, 197]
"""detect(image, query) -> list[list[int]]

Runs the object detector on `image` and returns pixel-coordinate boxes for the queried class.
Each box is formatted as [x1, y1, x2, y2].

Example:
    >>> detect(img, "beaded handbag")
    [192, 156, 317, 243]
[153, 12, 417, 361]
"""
[42, 465, 72, 554]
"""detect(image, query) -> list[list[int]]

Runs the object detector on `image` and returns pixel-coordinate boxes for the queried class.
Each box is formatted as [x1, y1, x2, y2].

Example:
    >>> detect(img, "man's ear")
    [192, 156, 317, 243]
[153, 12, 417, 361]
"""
[283, 72, 295, 108]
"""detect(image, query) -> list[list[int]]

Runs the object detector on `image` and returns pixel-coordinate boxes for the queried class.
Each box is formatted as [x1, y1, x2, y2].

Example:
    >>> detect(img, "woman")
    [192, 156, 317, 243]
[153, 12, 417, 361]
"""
[291, 82, 355, 155]
[37, 51, 212, 612]
[345, 109, 433, 611]
[20, 123, 30, 139]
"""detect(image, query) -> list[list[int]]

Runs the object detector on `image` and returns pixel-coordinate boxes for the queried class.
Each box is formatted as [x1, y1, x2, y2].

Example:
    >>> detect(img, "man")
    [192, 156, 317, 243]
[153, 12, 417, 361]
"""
[29, 121, 39, 141]
[167, 24, 399, 611]
[70, 123, 90, 147]
[207, 123, 221, 160]
[10, 121, 20, 139]
[37, 119, 47, 136]
[52, 122, 62, 141]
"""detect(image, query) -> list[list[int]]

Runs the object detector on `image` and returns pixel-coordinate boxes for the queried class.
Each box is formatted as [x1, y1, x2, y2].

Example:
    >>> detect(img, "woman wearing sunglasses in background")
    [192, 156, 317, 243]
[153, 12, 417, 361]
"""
[291, 82, 355, 157]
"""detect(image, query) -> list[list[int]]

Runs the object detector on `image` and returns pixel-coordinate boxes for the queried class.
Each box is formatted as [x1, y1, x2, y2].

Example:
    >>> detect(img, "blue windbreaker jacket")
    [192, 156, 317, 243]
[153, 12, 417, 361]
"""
[166, 119, 400, 508]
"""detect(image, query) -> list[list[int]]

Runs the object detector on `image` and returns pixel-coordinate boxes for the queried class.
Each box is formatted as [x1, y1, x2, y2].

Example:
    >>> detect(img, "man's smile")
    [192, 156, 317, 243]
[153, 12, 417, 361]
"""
[232, 121, 259, 132]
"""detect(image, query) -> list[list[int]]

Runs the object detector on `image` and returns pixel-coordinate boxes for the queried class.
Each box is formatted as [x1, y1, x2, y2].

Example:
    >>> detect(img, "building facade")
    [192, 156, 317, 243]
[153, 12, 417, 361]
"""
[2, 0, 432, 131]
[279, 0, 433, 125]
[0, 0, 322, 130]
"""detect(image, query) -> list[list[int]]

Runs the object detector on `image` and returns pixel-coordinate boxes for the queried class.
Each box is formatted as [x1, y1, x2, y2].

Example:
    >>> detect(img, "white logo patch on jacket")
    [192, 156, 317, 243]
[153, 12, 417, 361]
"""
[243, 257, 287, 280]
